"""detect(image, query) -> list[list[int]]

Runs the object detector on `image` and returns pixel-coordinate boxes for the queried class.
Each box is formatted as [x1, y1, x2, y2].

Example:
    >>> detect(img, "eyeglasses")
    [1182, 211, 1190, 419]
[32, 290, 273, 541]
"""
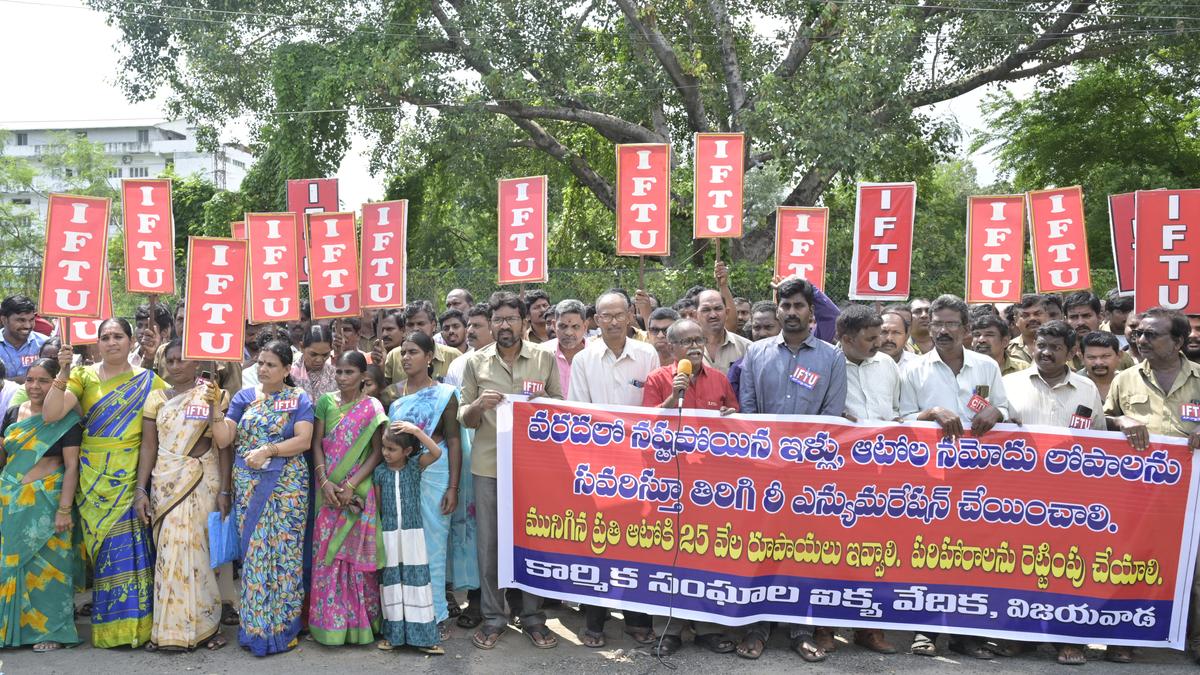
[595, 312, 628, 323]
[1131, 329, 1166, 340]
[930, 321, 962, 330]
[670, 336, 705, 346]
[491, 316, 522, 326]
[648, 327, 669, 335]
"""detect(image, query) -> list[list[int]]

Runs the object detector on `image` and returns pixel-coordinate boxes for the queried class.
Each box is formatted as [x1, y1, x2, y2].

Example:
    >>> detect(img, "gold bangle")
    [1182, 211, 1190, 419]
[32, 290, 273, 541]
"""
[56, 506, 71, 514]
[52, 379, 67, 391]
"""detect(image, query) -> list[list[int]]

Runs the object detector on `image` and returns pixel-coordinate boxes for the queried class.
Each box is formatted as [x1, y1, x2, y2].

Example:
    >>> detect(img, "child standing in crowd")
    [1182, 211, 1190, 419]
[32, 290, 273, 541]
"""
[374, 422, 443, 655]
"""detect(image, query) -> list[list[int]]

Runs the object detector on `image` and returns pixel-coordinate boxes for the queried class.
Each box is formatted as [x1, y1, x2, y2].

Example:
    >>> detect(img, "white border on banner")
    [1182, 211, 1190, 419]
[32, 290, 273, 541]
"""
[848, 181, 916, 301]
[498, 398, 1197, 647]
[1108, 193, 1135, 297]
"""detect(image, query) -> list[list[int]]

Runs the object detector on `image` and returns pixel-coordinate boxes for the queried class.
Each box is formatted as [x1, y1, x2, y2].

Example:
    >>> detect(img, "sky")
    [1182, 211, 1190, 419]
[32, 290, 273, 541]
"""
[0, 0, 1022, 206]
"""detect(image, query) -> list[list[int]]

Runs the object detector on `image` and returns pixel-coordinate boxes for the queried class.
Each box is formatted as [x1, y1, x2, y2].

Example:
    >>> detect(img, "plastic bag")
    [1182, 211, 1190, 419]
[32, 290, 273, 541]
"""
[207, 511, 240, 568]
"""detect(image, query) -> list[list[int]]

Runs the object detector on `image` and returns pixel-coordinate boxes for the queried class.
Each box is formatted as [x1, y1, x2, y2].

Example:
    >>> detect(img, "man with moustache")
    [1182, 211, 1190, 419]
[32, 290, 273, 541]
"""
[0, 295, 47, 383]
[900, 294, 1008, 660]
[445, 303, 494, 387]
[640, 317, 739, 656]
[1007, 294, 1047, 363]
[567, 291, 660, 649]
[1079, 331, 1122, 400]
[969, 315, 1030, 375]
[384, 300, 462, 384]
[697, 289, 752, 373]
[908, 298, 934, 354]
[1064, 291, 1134, 371]
[1041, 293, 1064, 322]
[460, 292, 563, 650]
[880, 309, 917, 368]
[522, 290, 552, 344]
[439, 309, 468, 351]
[538, 299, 589, 396]
[445, 288, 474, 313]
[1102, 291, 1133, 349]
[1186, 314, 1200, 364]
[646, 307, 680, 367]
[736, 276, 846, 663]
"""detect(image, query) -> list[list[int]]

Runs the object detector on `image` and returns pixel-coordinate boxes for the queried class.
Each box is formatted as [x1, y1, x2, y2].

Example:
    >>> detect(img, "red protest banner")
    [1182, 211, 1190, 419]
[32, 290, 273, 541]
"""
[1027, 186, 1091, 293]
[231, 220, 246, 239]
[1108, 192, 1136, 296]
[693, 133, 744, 238]
[498, 176, 548, 284]
[965, 195, 1025, 304]
[183, 237, 247, 362]
[774, 206, 828, 289]
[849, 182, 916, 301]
[121, 178, 176, 294]
[68, 267, 113, 345]
[245, 212, 301, 323]
[286, 178, 339, 282]
[616, 143, 671, 256]
[306, 211, 360, 320]
[360, 200, 407, 309]
[1134, 189, 1200, 313]
[40, 193, 110, 318]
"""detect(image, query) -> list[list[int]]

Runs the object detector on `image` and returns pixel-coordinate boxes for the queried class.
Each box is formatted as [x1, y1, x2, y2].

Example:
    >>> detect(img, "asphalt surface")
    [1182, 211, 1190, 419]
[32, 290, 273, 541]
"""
[3, 605, 1199, 674]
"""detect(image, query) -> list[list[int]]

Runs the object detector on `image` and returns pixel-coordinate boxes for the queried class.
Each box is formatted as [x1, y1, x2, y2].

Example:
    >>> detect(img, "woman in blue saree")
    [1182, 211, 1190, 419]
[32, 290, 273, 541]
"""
[386, 332, 464, 632]
[42, 319, 167, 648]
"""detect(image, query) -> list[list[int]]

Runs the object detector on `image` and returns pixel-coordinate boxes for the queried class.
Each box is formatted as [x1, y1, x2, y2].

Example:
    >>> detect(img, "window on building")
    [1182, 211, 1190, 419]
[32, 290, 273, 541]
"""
[138, 129, 150, 144]
[129, 167, 150, 178]
[64, 168, 74, 177]
[10, 198, 31, 205]
[74, 131, 87, 138]
[108, 168, 123, 178]
[15, 133, 28, 146]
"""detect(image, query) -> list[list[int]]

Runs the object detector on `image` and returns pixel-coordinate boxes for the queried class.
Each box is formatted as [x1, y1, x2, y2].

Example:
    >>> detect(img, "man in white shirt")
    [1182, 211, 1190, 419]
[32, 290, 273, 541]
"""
[567, 290, 660, 648]
[879, 309, 917, 368]
[899, 294, 1007, 660]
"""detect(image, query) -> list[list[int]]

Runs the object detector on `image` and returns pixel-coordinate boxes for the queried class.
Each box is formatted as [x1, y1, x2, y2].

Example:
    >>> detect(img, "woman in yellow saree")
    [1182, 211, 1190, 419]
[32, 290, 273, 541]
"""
[134, 339, 235, 650]
[43, 319, 167, 648]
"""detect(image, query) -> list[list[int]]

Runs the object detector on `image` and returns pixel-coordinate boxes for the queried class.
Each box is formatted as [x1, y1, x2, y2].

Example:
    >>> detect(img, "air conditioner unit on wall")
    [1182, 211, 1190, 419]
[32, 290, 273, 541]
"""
[122, 155, 133, 164]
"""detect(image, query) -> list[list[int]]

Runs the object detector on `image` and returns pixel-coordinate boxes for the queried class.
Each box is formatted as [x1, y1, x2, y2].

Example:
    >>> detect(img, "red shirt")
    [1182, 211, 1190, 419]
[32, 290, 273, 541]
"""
[641, 362, 739, 411]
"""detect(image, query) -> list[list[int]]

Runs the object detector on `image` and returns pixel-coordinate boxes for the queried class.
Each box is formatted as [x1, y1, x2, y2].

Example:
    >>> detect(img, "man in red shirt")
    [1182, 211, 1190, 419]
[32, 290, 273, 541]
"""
[642, 319, 738, 414]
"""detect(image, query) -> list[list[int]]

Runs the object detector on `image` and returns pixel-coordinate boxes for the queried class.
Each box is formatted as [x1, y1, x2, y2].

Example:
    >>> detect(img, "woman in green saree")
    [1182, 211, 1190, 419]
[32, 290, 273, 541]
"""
[0, 357, 83, 652]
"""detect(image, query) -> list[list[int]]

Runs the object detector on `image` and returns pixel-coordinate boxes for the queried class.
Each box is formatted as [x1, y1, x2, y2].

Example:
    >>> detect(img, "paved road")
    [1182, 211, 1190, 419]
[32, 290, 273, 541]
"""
[3, 606, 1198, 674]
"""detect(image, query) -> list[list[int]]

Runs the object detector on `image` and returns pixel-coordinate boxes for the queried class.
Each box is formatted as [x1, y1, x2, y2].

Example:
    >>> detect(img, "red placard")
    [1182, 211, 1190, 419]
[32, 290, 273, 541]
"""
[774, 206, 828, 289]
[849, 182, 916, 301]
[245, 212, 301, 323]
[231, 221, 246, 239]
[1108, 192, 1136, 296]
[286, 178, 339, 282]
[121, 178, 176, 294]
[965, 195, 1025, 304]
[616, 143, 671, 256]
[306, 212, 360, 320]
[360, 200, 407, 309]
[40, 193, 111, 318]
[498, 176, 548, 284]
[693, 133, 744, 238]
[68, 267, 113, 345]
[1134, 189, 1200, 313]
[183, 237, 247, 362]
[1027, 186, 1091, 293]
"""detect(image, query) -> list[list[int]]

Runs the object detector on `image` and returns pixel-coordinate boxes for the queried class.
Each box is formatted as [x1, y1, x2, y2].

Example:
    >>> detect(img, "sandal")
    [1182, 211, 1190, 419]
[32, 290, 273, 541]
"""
[472, 626, 503, 650]
[694, 633, 736, 654]
[75, 601, 93, 617]
[447, 603, 462, 619]
[1106, 645, 1134, 663]
[736, 634, 766, 660]
[790, 636, 828, 663]
[579, 628, 606, 648]
[949, 637, 993, 660]
[1056, 644, 1087, 666]
[221, 603, 239, 626]
[377, 639, 395, 651]
[523, 624, 558, 649]
[624, 626, 657, 645]
[205, 633, 228, 651]
[33, 641, 64, 653]
[417, 645, 445, 655]
[653, 634, 683, 657]
[456, 612, 483, 629]
[911, 633, 937, 656]
[143, 642, 159, 652]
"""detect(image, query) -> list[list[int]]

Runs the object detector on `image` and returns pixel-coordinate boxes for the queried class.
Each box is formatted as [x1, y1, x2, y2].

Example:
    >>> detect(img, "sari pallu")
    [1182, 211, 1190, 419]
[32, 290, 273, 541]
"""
[232, 386, 311, 657]
[0, 412, 84, 647]
[388, 383, 457, 624]
[147, 387, 223, 649]
[309, 395, 387, 645]
[74, 368, 161, 648]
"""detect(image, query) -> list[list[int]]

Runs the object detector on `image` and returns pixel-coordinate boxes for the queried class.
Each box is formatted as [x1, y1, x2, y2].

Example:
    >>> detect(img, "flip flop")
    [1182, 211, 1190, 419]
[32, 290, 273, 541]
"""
[456, 612, 482, 629]
[579, 628, 606, 648]
[911, 634, 937, 656]
[790, 637, 828, 663]
[221, 603, 240, 626]
[206, 633, 228, 651]
[653, 634, 683, 657]
[523, 624, 558, 649]
[694, 633, 736, 654]
[624, 627, 657, 645]
[736, 634, 765, 660]
[418, 645, 445, 655]
[472, 627, 503, 650]
[33, 641, 65, 653]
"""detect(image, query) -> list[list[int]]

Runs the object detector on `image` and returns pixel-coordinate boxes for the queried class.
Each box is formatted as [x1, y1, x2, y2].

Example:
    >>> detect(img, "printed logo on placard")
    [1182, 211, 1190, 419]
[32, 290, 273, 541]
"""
[272, 397, 299, 412]
[1069, 414, 1092, 430]
[967, 394, 989, 413]
[523, 380, 545, 396]
[790, 366, 820, 390]
[184, 404, 210, 420]
[1182, 402, 1200, 423]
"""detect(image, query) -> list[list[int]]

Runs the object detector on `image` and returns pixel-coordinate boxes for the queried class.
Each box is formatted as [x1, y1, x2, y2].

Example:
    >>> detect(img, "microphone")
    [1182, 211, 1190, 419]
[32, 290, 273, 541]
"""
[1070, 404, 1093, 430]
[1075, 405, 1092, 417]
[675, 359, 693, 410]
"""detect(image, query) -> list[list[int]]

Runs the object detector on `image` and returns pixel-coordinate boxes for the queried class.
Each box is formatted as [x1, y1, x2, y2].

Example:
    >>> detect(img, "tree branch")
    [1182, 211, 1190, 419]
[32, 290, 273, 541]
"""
[611, 0, 710, 131]
[774, 2, 840, 80]
[703, 0, 747, 130]
[782, 163, 841, 207]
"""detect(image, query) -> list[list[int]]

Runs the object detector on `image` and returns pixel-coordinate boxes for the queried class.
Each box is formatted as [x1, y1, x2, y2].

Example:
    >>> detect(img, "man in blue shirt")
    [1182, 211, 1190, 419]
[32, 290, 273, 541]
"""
[735, 277, 846, 663]
[0, 295, 48, 383]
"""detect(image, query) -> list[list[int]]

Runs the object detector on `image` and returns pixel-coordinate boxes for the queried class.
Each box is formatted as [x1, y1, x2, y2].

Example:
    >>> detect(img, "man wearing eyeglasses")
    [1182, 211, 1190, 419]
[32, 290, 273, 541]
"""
[1103, 307, 1200, 662]
[899, 294, 1008, 660]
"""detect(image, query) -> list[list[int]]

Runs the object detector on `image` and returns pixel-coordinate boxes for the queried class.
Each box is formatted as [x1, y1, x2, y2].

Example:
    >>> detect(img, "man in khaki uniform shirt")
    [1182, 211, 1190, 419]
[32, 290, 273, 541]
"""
[459, 292, 563, 650]
[696, 289, 751, 373]
[1006, 294, 1046, 363]
[1104, 308, 1200, 660]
